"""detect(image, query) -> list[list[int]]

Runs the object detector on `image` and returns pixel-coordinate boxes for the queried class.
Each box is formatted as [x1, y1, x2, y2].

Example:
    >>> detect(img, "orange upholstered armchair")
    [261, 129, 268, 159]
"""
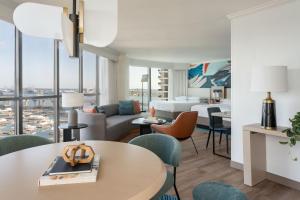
[151, 111, 199, 154]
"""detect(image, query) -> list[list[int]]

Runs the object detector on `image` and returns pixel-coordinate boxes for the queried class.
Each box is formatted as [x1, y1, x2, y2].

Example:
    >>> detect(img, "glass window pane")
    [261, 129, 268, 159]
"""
[151, 68, 169, 101]
[0, 101, 15, 136]
[23, 99, 55, 141]
[128, 66, 149, 111]
[59, 42, 79, 93]
[0, 20, 15, 97]
[83, 51, 96, 94]
[23, 35, 54, 96]
[84, 96, 96, 105]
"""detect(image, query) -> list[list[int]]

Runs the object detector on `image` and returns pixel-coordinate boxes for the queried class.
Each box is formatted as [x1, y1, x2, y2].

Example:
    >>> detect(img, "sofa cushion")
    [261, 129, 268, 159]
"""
[119, 100, 134, 115]
[106, 114, 141, 141]
[98, 104, 119, 117]
[106, 115, 139, 129]
[83, 105, 97, 113]
[133, 100, 141, 114]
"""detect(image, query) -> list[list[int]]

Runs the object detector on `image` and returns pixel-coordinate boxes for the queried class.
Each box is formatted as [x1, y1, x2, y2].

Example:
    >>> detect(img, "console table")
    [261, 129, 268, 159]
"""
[243, 124, 288, 186]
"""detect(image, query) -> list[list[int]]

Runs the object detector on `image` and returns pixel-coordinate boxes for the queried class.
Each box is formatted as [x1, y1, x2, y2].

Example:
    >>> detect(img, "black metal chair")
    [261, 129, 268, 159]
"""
[206, 107, 231, 154]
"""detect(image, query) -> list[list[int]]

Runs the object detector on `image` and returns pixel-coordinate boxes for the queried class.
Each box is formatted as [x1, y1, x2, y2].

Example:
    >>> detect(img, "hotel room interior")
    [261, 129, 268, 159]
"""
[0, 0, 300, 199]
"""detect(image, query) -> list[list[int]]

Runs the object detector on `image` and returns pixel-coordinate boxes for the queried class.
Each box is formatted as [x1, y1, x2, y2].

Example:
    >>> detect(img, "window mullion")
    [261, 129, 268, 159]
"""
[96, 56, 100, 105]
[14, 29, 23, 135]
[53, 40, 60, 143]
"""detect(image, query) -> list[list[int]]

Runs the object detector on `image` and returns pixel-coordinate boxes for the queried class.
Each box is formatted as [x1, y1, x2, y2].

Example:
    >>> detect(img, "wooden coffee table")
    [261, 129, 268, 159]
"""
[132, 117, 167, 135]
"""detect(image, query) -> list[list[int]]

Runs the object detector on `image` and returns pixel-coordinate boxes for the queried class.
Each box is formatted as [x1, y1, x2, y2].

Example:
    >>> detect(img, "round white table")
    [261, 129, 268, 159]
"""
[0, 141, 167, 200]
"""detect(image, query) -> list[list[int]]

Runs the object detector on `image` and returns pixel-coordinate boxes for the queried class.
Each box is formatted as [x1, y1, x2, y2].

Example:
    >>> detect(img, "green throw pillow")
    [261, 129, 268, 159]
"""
[119, 100, 134, 115]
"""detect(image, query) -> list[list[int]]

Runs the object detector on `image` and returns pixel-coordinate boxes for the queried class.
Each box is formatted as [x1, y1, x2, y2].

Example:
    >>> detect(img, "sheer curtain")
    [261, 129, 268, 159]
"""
[172, 70, 187, 98]
[99, 57, 117, 105]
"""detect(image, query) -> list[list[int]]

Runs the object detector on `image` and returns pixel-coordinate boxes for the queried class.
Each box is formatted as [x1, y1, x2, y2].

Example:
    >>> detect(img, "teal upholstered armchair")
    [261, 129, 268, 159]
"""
[129, 133, 181, 200]
[0, 135, 53, 156]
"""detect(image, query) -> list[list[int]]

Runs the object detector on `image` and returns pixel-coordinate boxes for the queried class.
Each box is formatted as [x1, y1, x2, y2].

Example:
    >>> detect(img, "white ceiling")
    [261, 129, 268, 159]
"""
[1, 0, 274, 63]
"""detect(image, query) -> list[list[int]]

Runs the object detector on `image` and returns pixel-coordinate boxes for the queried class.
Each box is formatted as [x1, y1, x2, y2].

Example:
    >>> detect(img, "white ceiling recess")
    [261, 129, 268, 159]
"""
[112, 0, 280, 63]
[0, 0, 288, 63]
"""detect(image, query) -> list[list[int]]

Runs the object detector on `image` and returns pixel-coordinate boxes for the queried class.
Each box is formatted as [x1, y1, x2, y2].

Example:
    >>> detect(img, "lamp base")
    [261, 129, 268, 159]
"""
[68, 109, 78, 127]
[261, 92, 277, 129]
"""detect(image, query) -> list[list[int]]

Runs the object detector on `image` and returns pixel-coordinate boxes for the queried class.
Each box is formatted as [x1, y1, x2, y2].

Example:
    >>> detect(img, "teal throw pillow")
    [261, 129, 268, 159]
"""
[119, 100, 134, 115]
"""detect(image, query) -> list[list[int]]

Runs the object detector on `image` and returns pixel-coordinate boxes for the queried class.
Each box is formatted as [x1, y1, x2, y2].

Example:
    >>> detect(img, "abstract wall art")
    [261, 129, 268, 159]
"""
[188, 60, 231, 88]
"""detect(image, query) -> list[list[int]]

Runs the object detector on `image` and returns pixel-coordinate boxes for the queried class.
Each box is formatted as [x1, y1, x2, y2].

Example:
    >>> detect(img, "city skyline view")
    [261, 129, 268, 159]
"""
[0, 18, 169, 139]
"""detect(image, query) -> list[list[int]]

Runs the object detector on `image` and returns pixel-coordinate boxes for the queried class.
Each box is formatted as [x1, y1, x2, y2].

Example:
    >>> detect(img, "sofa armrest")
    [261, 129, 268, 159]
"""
[78, 111, 107, 140]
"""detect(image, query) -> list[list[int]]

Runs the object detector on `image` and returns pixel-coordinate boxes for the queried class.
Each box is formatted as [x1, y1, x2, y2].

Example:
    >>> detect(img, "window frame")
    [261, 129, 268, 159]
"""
[0, 21, 102, 142]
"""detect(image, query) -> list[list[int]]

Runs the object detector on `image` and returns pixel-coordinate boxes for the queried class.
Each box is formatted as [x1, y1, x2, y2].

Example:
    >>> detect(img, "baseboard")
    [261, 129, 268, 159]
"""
[230, 161, 300, 191]
[266, 173, 300, 191]
[230, 160, 243, 170]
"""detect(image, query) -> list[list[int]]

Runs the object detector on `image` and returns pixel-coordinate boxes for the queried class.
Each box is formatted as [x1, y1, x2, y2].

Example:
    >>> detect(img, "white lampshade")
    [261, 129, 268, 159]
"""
[13, 3, 63, 39]
[83, 0, 118, 47]
[251, 66, 288, 92]
[62, 93, 84, 108]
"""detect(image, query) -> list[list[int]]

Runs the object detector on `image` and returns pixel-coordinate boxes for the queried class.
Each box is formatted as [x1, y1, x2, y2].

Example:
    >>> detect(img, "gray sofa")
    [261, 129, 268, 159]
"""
[78, 104, 143, 141]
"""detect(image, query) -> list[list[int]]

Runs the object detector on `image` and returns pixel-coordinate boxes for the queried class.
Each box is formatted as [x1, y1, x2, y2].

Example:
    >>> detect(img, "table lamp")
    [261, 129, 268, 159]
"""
[251, 66, 288, 129]
[62, 93, 84, 127]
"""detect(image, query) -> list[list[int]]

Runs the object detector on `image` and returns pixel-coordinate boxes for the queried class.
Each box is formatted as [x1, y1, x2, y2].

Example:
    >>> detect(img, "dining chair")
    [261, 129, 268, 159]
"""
[151, 111, 199, 154]
[207, 107, 231, 153]
[0, 135, 53, 156]
[193, 181, 248, 200]
[129, 133, 181, 200]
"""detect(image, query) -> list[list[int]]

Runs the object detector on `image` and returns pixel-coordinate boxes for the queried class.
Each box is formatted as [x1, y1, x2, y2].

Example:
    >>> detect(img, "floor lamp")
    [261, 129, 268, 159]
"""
[141, 74, 149, 112]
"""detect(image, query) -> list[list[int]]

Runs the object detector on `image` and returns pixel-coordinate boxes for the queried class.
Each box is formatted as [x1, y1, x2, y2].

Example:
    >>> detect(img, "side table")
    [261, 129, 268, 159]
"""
[58, 123, 88, 142]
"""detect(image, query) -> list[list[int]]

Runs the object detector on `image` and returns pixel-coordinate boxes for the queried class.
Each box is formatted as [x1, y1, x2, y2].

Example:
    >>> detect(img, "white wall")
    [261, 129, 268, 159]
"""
[231, 0, 300, 181]
[117, 54, 130, 101]
[188, 88, 231, 99]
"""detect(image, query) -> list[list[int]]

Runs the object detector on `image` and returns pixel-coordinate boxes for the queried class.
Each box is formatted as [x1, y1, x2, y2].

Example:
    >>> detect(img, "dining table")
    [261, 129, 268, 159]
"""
[0, 140, 167, 200]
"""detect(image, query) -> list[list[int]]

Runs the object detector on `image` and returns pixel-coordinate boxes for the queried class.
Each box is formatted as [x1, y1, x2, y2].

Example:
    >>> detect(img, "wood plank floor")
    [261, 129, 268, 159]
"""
[122, 128, 300, 200]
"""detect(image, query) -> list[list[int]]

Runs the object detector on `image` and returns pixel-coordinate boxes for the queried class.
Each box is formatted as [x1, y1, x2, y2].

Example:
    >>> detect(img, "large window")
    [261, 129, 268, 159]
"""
[59, 42, 79, 93]
[23, 35, 54, 96]
[83, 51, 97, 105]
[0, 20, 15, 97]
[129, 66, 149, 111]
[23, 99, 55, 140]
[129, 66, 169, 111]
[0, 20, 15, 136]
[59, 42, 80, 126]
[0, 101, 15, 136]
[0, 19, 104, 142]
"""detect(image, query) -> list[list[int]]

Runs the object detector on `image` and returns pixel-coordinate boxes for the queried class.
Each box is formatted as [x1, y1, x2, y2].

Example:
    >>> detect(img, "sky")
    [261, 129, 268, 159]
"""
[0, 20, 96, 90]
[0, 19, 161, 91]
[129, 66, 160, 90]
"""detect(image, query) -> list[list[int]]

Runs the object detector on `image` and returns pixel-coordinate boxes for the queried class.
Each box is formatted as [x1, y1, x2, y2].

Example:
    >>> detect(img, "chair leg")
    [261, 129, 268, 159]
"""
[174, 183, 180, 200]
[206, 130, 211, 149]
[173, 167, 181, 200]
[190, 137, 198, 155]
[219, 131, 223, 144]
[226, 133, 229, 154]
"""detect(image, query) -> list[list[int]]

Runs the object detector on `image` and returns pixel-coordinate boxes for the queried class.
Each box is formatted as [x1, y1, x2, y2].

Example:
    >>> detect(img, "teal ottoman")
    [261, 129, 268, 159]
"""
[193, 182, 247, 200]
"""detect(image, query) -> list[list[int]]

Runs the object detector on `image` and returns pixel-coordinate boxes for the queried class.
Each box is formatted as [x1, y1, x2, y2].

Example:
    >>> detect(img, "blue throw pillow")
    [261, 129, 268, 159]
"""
[119, 100, 134, 115]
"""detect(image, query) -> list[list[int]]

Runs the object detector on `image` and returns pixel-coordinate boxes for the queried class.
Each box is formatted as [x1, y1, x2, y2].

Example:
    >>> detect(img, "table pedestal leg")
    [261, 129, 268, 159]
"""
[63, 129, 72, 142]
[140, 125, 152, 135]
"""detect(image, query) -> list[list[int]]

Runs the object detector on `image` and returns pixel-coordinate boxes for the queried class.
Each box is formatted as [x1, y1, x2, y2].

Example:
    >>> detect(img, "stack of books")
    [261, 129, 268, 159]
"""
[39, 155, 100, 186]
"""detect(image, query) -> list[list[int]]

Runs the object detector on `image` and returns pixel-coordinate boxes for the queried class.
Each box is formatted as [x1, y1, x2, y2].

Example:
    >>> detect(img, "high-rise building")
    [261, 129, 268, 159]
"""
[157, 69, 168, 101]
